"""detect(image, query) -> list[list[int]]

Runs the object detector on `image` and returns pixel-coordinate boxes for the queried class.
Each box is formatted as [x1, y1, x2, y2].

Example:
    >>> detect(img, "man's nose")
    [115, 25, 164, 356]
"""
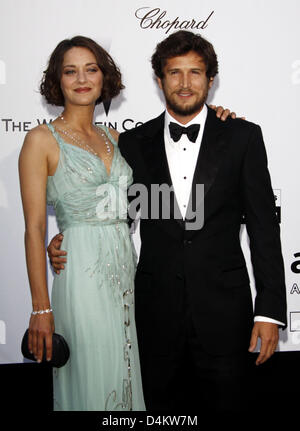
[180, 72, 191, 88]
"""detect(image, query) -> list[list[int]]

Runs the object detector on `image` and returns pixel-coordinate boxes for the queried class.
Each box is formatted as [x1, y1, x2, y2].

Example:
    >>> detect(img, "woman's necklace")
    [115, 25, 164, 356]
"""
[56, 115, 113, 161]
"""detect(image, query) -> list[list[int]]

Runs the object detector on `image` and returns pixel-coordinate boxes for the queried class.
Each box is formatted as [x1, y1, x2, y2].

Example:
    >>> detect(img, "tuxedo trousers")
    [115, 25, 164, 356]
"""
[137, 279, 254, 412]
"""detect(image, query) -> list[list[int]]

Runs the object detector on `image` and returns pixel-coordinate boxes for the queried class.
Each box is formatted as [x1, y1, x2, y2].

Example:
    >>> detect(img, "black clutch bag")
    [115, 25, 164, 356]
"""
[21, 329, 70, 368]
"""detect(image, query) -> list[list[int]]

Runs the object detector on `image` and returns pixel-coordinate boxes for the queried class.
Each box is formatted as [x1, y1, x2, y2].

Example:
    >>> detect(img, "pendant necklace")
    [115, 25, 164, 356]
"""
[56, 115, 113, 161]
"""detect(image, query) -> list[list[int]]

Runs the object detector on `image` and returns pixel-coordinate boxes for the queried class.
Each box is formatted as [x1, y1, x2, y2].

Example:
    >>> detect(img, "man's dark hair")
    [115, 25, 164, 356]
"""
[40, 35, 124, 106]
[151, 30, 218, 79]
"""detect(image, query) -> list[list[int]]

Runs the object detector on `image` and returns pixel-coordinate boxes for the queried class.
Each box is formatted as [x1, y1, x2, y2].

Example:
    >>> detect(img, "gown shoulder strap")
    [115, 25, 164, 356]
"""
[46, 123, 63, 148]
[99, 125, 118, 147]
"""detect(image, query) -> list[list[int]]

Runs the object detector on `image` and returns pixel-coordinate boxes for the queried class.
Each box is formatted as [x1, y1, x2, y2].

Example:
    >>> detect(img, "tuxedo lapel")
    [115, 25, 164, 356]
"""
[140, 114, 172, 188]
[139, 113, 184, 228]
[186, 107, 228, 226]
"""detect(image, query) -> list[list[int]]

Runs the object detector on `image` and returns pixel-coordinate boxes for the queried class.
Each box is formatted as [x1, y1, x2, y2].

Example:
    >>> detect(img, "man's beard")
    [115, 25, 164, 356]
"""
[164, 88, 208, 117]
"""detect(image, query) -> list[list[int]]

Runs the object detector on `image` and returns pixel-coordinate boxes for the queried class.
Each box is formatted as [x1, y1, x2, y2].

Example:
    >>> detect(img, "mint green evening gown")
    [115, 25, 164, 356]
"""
[46, 123, 145, 411]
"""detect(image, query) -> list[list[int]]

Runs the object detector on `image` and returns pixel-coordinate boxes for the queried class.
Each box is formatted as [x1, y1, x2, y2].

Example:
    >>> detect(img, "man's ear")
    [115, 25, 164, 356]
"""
[157, 76, 163, 90]
[208, 77, 214, 89]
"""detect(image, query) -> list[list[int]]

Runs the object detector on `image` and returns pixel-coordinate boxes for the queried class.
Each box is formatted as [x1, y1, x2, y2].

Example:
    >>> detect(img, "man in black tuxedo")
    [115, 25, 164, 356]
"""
[49, 31, 286, 412]
[117, 31, 286, 411]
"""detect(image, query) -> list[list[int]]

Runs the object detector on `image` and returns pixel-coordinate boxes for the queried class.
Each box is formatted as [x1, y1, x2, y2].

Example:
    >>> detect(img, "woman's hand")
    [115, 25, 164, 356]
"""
[28, 312, 55, 363]
[209, 104, 245, 121]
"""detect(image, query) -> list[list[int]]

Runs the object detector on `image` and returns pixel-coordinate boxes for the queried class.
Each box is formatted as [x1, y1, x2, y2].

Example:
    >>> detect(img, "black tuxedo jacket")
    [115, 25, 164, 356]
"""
[118, 107, 287, 355]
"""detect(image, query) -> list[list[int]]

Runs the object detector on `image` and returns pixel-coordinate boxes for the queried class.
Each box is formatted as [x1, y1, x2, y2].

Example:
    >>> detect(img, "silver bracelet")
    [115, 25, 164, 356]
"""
[31, 308, 53, 316]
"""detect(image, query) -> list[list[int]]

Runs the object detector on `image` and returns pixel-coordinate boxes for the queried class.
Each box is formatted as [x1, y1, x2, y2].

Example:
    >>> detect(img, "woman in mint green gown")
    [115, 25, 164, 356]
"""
[19, 36, 145, 411]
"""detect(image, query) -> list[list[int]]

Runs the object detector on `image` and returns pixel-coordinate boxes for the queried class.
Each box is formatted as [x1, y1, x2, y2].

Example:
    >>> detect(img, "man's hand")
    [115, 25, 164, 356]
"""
[248, 322, 279, 365]
[209, 104, 245, 121]
[47, 233, 67, 274]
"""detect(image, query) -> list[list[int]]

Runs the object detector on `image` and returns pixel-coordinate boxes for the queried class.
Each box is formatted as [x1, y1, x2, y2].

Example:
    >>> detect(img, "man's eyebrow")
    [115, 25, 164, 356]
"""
[166, 67, 203, 71]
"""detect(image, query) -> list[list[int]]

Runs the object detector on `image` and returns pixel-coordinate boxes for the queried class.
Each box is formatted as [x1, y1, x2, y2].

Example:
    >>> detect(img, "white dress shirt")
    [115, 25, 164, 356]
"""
[164, 105, 207, 220]
[164, 106, 283, 327]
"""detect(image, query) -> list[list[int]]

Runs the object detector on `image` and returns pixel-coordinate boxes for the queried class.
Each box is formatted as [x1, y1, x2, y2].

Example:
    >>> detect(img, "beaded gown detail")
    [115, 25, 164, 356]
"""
[46, 123, 145, 411]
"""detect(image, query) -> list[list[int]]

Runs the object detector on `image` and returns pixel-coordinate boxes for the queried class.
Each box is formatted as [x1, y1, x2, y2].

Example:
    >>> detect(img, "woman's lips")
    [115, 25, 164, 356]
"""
[74, 87, 91, 93]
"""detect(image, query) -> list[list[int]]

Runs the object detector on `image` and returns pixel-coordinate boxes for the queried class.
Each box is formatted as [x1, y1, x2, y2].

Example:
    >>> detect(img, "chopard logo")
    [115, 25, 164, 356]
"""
[135, 7, 214, 34]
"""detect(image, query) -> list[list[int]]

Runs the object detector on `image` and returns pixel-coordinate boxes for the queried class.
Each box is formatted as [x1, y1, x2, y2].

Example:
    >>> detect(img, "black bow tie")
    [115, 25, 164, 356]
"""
[169, 122, 200, 143]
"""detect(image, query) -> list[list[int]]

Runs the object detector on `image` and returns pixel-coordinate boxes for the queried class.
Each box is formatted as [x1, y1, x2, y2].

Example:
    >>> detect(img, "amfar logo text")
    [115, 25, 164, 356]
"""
[291, 253, 300, 273]
[135, 7, 214, 34]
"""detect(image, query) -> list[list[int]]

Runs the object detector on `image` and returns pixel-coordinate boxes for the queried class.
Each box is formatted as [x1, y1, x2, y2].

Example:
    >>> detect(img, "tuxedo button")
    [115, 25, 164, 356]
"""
[183, 240, 192, 246]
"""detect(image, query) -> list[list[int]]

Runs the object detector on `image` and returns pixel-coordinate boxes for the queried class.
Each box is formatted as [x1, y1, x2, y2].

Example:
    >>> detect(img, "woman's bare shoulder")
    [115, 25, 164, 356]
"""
[19, 125, 59, 169]
[22, 124, 54, 150]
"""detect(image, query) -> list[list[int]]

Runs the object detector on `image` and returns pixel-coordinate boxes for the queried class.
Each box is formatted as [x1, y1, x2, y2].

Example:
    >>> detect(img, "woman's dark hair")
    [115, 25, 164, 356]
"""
[40, 36, 124, 106]
[151, 30, 218, 80]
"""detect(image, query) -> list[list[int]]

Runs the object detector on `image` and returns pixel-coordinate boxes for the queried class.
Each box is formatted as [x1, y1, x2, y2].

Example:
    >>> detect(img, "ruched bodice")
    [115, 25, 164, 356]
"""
[46, 123, 133, 231]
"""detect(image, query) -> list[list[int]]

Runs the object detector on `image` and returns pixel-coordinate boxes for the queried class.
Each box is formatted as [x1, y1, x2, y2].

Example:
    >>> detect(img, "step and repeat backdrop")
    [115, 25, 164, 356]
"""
[0, 0, 299, 363]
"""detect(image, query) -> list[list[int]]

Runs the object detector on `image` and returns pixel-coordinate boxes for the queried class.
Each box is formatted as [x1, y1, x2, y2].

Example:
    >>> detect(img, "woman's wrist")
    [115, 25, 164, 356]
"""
[32, 299, 51, 310]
